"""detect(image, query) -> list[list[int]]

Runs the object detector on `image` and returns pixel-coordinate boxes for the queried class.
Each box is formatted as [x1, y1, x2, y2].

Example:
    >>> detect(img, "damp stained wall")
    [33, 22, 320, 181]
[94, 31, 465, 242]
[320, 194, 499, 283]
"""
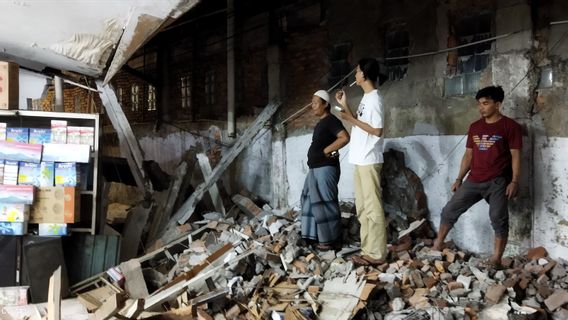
[283, 0, 568, 259]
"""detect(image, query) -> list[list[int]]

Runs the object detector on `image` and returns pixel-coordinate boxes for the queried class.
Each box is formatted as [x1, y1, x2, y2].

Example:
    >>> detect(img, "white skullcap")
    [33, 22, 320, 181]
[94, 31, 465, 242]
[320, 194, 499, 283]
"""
[313, 90, 330, 103]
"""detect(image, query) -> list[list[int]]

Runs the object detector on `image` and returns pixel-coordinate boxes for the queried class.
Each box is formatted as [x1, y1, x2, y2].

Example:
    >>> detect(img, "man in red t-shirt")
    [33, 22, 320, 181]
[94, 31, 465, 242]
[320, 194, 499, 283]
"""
[432, 86, 522, 268]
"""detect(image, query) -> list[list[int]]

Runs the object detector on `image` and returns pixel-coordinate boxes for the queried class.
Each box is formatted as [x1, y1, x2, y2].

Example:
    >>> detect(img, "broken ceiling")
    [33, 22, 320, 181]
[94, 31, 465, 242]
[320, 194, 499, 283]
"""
[0, 0, 199, 82]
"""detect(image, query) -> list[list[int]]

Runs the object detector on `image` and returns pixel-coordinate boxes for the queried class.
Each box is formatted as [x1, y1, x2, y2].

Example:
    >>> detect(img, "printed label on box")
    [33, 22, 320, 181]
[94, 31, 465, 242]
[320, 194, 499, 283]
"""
[0, 140, 43, 163]
[0, 185, 34, 204]
[66, 126, 81, 144]
[80, 127, 95, 147]
[6, 128, 29, 143]
[55, 162, 77, 187]
[29, 128, 51, 145]
[0, 123, 6, 141]
[3, 160, 19, 185]
[0, 203, 29, 222]
[38, 223, 67, 236]
[50, 120, 67, 143]
[0, 222, 27, 235]
[42, 143, 90, 163]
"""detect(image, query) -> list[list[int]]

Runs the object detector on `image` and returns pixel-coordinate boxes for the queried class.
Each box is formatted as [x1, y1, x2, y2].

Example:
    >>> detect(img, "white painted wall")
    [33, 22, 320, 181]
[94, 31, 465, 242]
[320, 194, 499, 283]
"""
[533, 136, 568, 260]
[18, 69, 48, 109]
[285, 133, 568, 259]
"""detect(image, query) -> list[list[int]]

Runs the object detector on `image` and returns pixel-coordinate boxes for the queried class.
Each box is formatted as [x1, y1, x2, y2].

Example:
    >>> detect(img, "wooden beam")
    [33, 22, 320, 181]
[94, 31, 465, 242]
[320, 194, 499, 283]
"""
[120, 202, 152, 262]
[196, 153, 226, 215]
[166, 101, 280, 229]
[94, 293, 126, 320]
[146, 161, 188, 246]
[96, 80, 152, 196]
[120, 259, 149, 299]
[47, 266, 62, 320]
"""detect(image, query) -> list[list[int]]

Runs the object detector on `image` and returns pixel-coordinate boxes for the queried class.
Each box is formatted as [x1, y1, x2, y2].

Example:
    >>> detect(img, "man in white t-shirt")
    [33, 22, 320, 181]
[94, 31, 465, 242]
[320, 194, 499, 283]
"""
[335, 58, 387, 266]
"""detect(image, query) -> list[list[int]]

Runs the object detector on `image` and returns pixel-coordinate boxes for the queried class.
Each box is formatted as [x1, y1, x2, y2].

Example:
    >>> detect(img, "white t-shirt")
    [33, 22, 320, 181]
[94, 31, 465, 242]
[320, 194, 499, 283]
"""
[348, 89, 384, 165]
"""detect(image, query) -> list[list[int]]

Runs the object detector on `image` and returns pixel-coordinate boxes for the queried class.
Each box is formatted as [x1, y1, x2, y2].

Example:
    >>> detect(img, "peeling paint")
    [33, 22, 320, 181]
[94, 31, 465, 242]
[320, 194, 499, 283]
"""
[50, 19, 121, 67]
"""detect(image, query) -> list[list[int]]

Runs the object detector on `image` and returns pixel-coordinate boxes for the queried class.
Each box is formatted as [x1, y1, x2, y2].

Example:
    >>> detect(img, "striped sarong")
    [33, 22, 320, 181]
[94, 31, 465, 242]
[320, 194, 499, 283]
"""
[300, 166, 341, 244]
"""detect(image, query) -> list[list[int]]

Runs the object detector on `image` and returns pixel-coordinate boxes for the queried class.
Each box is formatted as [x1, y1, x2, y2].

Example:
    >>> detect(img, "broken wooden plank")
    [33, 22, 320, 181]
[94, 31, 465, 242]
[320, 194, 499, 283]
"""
[143, 248, 254, 311]
[119, 259, 149, 299]
[146, 161, 188, 247]
[94, 293, 125, 320]
[232, 194, 263, 217]
[197, 153, 226, 216]
[47, 266, 62, 320]
[96, 81, 152, 195]
[120, 201, 152, 262]
[77, 285, 116, 312]
[119, 298, 145, 318]
[167, 101, 281, 228]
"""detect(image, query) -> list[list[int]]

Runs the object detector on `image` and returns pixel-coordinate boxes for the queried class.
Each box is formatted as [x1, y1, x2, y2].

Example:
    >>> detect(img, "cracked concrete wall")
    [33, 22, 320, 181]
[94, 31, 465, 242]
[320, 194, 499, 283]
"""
[284, 0, 568, 259]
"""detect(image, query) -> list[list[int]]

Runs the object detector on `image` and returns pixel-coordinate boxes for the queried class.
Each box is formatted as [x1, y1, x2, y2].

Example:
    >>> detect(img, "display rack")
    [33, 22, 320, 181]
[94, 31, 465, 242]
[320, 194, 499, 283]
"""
[0, 109, 100, 234]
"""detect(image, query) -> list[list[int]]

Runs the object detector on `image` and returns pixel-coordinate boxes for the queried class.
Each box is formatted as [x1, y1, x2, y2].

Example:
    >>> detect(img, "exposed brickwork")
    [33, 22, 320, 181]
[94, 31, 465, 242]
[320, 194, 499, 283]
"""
[281, 27, 329, 132]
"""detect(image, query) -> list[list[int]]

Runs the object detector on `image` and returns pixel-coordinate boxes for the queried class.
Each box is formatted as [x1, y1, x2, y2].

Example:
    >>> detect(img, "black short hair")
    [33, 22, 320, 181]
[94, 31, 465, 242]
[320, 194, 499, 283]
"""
[358, 58, 379, 83]
[475, 86, 505, 103]
[316, 96, 331, 111]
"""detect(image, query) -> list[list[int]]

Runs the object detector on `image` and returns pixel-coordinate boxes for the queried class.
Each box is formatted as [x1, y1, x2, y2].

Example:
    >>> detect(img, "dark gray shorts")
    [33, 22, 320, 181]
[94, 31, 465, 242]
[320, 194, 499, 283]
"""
[440, 176, 509, 237]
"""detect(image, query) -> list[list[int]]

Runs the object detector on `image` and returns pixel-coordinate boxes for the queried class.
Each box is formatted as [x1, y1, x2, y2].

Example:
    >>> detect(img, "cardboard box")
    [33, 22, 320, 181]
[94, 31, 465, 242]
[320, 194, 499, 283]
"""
[38, 223, 67, 236]
[42, 143, 90, 163]
[6, 128, 29, 143]
[50, 120, 67, 143]
[30, 187, 79, 223]
[0, 122, 6, 140]
[0, 185, 34, 204]
[0, 203, 29, 222]
[17, 161, 54, 187]
[80, 127, 95, 147]
[0, 140, 43, 163]
[0, 222, 27, 235]
[29, 128, 51, 145]
[0, 62, 19, 110]
[54, 162, 77, 187]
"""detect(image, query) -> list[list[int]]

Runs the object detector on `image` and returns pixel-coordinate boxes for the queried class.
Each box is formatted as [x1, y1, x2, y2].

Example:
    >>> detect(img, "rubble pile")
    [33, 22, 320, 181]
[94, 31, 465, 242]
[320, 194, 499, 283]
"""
[67, 195, 568, 320]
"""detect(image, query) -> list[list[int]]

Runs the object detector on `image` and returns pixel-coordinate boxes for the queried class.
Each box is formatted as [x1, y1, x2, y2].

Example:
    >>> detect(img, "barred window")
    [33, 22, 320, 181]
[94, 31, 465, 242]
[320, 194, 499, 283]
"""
[147, 85, 156, 111]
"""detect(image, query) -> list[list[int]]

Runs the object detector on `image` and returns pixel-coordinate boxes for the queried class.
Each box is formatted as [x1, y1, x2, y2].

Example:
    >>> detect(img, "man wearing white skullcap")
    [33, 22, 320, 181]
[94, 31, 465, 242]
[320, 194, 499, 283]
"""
[300, 90, 350, 251]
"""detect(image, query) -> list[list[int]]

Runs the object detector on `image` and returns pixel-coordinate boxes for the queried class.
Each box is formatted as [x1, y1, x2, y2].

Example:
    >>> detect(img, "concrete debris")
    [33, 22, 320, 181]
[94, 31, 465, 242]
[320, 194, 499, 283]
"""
[64, 191, 568, 320]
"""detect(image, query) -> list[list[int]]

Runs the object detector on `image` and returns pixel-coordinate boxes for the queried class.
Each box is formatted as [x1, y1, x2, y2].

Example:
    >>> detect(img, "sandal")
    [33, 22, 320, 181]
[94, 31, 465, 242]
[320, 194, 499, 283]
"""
[349, 255, 371, 266]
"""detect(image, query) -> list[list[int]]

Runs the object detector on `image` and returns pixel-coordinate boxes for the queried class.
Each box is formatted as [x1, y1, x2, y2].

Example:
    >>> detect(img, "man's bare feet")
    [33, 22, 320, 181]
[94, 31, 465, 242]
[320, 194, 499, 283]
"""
[431, 239, 444, 252]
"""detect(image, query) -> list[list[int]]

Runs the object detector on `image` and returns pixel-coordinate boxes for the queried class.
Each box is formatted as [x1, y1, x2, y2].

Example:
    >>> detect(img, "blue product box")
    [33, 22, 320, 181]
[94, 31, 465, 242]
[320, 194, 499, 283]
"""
[38, 223, 67, 236]
[0, 222, 27, 235]
[17, 162, 54, 187]
[29, 128, 51, 145]
[6, 128, 29, 143]
[17, 162, 40, 186]
[55, 162, 77, 187]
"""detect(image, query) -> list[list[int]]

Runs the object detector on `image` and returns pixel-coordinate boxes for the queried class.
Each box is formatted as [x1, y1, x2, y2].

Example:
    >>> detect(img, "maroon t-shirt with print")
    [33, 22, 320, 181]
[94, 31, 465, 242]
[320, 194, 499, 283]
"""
[466, 116, 522, 183]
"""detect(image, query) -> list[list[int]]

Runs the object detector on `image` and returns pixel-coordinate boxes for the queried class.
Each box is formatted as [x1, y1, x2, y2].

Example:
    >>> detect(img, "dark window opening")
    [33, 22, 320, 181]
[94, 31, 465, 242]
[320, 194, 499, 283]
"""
[385, 28, 409, 81]
[328, 42, 352, 88]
